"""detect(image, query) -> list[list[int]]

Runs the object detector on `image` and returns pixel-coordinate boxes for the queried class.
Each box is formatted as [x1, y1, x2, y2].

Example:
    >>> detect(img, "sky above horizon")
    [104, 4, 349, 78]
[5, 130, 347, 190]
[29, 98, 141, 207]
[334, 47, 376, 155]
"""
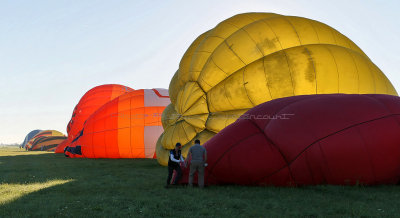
[1, 0, 399, 144]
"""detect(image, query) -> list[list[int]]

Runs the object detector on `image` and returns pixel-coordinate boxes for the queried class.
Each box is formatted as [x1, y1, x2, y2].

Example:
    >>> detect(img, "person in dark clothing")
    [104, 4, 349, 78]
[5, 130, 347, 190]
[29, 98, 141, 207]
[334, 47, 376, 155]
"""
[166, 143, 185, 188]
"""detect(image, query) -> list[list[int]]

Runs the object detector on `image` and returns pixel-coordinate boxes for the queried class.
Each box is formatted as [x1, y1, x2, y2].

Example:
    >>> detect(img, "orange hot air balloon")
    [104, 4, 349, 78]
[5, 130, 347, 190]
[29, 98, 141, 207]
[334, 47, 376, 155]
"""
[62, 84, 134, 152]
[54, 139, 68, 153]
[73, 89, 170, 158]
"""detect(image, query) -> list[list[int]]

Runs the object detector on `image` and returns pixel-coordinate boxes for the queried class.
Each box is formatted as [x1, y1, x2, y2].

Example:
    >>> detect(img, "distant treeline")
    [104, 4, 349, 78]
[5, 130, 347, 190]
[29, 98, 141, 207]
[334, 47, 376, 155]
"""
[0, 143, 20, 147]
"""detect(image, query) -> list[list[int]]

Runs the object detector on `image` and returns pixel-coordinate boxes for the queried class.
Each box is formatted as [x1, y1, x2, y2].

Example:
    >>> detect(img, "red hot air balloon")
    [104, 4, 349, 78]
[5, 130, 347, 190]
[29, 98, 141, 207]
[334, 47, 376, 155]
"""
[181, 94, 400, 186]
[58, 84, 134, 153]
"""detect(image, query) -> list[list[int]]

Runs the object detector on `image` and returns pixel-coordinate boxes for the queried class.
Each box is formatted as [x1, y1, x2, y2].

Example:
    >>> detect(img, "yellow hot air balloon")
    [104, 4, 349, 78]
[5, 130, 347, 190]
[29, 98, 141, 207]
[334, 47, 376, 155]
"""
[156, 12, 398, 165]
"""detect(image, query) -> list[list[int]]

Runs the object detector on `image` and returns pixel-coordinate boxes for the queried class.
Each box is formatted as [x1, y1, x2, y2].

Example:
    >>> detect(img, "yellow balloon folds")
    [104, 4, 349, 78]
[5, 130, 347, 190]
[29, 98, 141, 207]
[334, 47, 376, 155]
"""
[156, 12, 398, 166]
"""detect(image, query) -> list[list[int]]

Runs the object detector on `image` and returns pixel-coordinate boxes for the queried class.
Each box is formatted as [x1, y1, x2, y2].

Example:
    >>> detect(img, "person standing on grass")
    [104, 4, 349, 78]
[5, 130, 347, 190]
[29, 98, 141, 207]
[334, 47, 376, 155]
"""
[187, 139, 207, 188]
[166, 143, 185, 188]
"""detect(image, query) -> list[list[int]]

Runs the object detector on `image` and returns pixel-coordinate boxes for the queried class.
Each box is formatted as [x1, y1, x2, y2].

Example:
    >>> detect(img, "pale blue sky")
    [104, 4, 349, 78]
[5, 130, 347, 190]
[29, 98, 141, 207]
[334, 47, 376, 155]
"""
[1, 0, 399, 144]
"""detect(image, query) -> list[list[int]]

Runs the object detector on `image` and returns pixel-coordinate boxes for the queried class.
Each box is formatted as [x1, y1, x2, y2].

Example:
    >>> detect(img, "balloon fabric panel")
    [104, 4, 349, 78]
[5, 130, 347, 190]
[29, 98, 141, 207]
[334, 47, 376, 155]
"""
[179, 94, 400, 186]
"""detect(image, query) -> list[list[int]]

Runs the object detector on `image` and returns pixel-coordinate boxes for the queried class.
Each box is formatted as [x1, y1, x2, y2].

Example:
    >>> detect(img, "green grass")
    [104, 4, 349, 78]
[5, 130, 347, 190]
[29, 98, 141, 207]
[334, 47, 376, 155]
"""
[1, 147, 400, 217]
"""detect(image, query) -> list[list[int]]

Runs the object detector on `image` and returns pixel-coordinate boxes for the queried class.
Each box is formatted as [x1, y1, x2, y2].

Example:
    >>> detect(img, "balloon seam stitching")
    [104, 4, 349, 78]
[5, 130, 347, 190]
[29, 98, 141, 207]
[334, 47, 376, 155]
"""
[307, 19, 321, 44]
[283, 113, 400, 177]
[257, 96, 329, 184]
[196, 14, 282, 86]
[355, 124, 377, 183]
[204, 43, 361, 95]
[344, 46, 361, 93]
[242, 67, 256, 107]
[324, 45, 340, 93]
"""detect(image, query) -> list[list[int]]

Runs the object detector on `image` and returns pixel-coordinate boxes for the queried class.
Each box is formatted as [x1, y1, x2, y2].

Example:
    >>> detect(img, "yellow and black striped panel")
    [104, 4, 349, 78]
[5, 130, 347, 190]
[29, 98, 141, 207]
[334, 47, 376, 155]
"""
[30, 136, 67, 151]
[25, 130, 65, 150]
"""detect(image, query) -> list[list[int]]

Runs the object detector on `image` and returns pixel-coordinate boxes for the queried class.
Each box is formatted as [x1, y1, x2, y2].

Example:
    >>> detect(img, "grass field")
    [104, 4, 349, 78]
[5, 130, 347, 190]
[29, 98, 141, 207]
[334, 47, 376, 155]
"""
[1, 147, 400, 217]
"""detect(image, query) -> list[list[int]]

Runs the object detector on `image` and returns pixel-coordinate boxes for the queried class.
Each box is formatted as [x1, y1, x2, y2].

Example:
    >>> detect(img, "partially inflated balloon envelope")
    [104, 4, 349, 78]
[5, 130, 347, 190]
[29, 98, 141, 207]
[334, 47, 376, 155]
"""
[26, 130, 66, 151]
[157, 12, 398, 165]
[73, 89, 170, 158]
[68, 84, 134, 140]
[60, 84, 134, 152]
[21, 130, 41, 148]
[26, 130, 62, 150]
[180, 94, 400, 186]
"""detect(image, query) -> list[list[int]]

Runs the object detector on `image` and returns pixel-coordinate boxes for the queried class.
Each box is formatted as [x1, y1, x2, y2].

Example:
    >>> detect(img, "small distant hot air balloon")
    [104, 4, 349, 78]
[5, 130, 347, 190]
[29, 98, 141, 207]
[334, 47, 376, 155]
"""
[26, 130, 66, 151]
[21, 129, 42, 149]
